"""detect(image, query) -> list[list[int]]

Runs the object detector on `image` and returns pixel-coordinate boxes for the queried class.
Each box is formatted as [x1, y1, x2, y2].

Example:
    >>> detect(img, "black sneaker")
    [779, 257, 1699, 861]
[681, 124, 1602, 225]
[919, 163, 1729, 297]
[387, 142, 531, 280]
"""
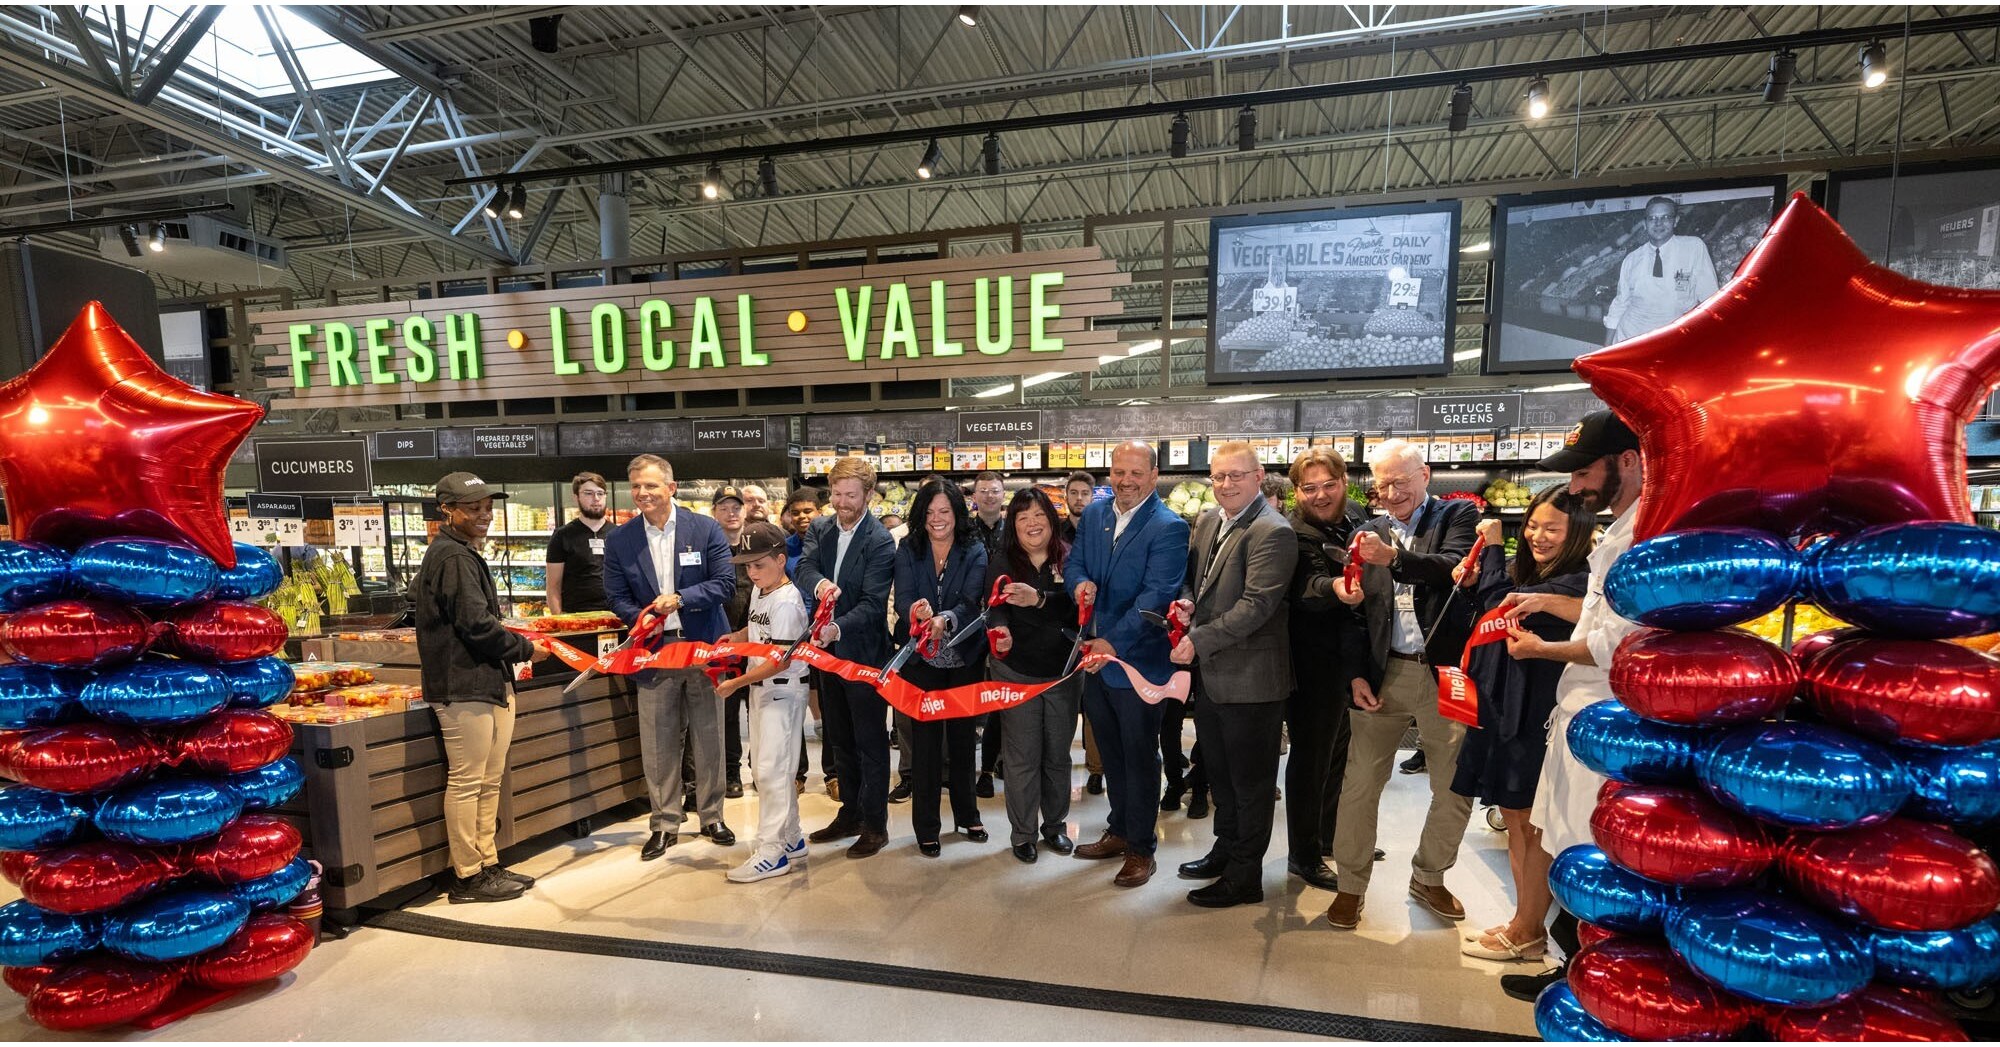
[725, 780, 744, 799]
[448, 868, 526, 903]
[888, 778, 914, 803]
[1501, 966, 1565, 1003]
[1398, 749, 1427, 775]
[1085, 773, 1104, 795]
[487, 865, 535, 888]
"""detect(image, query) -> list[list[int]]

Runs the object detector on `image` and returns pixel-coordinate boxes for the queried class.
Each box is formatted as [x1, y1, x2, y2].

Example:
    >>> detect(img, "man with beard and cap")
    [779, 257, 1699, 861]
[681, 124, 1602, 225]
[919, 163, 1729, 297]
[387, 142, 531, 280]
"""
[1494, 410, 1645, 1003]
[544, 472, 612, 614]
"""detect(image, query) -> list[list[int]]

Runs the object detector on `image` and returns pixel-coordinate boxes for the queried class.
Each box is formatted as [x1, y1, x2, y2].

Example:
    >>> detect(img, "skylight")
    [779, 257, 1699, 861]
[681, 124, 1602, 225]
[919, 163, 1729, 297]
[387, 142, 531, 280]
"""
[139, 5, 392, 98]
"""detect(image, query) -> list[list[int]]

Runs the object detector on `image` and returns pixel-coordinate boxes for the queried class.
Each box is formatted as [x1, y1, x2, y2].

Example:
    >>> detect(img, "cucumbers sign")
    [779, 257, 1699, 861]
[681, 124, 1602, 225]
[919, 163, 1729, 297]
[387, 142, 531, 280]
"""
[283, 271, 1072, 389]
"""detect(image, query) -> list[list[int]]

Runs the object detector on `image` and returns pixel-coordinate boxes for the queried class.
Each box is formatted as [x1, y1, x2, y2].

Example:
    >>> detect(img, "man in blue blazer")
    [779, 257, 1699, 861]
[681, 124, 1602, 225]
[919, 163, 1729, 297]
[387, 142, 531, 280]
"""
[603, 454, 738, 861]
[794, 456, 899, 858]
[1065, 441, 1190, 888]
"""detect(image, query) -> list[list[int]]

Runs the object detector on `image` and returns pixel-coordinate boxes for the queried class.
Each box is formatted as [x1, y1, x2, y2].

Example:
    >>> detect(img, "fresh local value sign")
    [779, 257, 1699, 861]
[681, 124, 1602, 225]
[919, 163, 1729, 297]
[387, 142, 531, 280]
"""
[256, 248, 1129, 409]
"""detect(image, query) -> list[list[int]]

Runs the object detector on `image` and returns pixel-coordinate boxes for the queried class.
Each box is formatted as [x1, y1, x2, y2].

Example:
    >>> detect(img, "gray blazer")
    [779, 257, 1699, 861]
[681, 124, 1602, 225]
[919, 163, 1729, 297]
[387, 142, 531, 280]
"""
[1180, 497, 1298, 704]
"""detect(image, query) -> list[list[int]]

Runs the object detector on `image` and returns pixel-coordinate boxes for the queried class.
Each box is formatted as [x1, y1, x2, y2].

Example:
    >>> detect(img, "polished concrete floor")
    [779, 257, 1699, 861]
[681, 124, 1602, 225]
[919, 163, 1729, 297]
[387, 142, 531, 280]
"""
[0, 734, 1543, 1041]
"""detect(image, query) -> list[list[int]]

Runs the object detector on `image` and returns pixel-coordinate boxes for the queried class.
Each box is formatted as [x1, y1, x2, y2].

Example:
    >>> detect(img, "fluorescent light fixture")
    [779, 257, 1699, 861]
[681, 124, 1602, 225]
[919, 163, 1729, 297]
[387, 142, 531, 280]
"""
[1453, 349, 1483, 362]
[1213, 393, 1276, 403]
[972, 383, 1016, 399]
[1527, 381, 1591, 393]
[1461, 240, 1491, 254]
[1020, 371, 1068, 389]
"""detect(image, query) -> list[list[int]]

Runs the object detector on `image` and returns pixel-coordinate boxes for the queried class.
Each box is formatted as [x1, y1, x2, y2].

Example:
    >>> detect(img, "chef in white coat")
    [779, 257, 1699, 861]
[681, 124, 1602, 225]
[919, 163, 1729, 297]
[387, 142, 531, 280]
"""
[1489, 411, 1644, 999]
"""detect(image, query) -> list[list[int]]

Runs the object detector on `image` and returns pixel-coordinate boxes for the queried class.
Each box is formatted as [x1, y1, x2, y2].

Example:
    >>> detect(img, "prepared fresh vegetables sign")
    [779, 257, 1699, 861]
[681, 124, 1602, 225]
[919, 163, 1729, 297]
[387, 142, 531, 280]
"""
[1208, 202, 1460, 383]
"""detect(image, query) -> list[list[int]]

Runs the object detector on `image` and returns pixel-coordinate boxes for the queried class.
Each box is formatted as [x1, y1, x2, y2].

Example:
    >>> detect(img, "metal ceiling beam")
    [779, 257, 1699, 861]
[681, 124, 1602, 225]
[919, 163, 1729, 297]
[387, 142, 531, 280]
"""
[458, 9, 2000, 186]
[0, 30, 514, 264]
[55, 5, 126, 96]
[361, 5, 568, 44]
[131, 5, 220, 106]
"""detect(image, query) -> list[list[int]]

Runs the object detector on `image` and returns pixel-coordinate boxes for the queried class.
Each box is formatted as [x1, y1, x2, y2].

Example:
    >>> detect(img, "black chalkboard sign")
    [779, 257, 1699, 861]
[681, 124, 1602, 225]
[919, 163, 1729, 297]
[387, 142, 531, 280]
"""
[1519, 389, 1608, 428]
[1296, 397, 1420, 433]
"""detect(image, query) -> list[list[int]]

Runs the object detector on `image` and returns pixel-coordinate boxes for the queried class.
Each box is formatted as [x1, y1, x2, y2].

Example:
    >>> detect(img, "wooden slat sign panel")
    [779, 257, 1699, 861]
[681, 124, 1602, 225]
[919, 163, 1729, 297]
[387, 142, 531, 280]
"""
[254, 248, 1131, 409]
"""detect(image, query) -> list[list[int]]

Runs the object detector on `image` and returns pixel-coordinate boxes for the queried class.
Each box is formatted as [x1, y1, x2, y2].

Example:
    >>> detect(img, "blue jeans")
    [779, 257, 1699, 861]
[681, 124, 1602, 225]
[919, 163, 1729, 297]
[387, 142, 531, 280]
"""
[1083, 675, 1169, 855]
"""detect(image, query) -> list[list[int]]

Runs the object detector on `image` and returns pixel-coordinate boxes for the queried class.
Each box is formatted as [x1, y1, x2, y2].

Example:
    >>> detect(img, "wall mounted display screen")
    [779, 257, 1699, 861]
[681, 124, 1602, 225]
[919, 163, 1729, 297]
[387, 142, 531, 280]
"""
[1207, 201, 1460, 383]
[1829, 159, 2000, 290]
[1487, 177, 1785, 373]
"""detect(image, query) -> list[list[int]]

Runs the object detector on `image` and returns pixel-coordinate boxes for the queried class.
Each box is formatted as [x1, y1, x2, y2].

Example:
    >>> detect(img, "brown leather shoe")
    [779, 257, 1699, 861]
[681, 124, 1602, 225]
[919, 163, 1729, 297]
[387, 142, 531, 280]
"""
[1409, 880, 1465, 920]
[1073, 832, 1128, 861]
[807, 817, 861, 845]
[846, 829, 888, 858]
[1113, 853, 1156, 887]
[1325, 891, 1365, 929]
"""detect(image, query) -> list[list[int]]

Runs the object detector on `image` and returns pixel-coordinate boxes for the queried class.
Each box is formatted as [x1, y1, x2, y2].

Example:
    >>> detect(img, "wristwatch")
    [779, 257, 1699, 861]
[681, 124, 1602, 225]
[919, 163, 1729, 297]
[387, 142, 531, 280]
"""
[1389, 554, 1402, 573]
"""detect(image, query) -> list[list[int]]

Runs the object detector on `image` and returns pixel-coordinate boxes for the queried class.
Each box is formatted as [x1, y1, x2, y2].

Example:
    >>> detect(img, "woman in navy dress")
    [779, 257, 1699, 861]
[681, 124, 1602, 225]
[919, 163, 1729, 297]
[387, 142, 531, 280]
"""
[1450, 486, 1594, 963]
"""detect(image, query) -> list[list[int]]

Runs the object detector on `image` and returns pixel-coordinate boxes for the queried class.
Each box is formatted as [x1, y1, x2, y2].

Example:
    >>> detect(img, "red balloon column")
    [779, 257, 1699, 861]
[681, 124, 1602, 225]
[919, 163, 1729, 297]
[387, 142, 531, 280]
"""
[0, 304, 314, 1030]
[1546, 197, 2000, 1041]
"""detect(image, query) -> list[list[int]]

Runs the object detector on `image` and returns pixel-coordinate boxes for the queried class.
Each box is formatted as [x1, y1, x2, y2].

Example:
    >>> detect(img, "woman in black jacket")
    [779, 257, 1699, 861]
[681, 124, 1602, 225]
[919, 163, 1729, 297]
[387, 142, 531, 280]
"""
[1449, 486, 1594, 963]
[987, 487, 1081, 863]
[892, 479, 990, 856]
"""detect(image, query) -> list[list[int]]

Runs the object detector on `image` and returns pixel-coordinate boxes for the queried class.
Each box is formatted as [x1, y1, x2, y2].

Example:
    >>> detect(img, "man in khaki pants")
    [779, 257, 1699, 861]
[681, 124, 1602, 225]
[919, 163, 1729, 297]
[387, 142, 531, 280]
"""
[1324, 440, 1480, 930]
[414, 472, 549, 903]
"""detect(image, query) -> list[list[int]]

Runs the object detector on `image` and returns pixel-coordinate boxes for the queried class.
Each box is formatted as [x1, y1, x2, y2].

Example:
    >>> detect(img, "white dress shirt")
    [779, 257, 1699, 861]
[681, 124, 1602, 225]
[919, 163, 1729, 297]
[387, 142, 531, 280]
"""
[643, 511, 683, 631]
[1112, 500, 1143, 543]
[1381, 497, 1431, 655]
[1605, 235, 1720, 343]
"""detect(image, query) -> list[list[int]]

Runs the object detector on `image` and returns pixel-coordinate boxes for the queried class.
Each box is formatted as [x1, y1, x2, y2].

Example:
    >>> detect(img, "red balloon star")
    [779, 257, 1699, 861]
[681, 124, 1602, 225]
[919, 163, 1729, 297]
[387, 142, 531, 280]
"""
[0, 302, 261, 566]
[1575, 193, 2000, 542]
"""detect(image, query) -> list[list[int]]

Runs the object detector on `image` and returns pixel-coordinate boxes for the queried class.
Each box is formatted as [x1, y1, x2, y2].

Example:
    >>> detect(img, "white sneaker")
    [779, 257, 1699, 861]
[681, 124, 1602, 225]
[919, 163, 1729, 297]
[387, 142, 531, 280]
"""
[783, 837, 808, 863]
[727, 850, 792, 883]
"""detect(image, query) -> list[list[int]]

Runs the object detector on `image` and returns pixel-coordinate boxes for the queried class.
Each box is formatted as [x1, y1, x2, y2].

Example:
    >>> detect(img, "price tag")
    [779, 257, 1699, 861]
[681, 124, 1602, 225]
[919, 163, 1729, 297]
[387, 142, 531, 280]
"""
[1388, 276, 1423, 308]
[1022, 444, 1042, 470]
[597, 633, 620, 656]
[1168, 440, 1190, 467]
[275, 518, 307, 547]
[332, 506, 386, 547]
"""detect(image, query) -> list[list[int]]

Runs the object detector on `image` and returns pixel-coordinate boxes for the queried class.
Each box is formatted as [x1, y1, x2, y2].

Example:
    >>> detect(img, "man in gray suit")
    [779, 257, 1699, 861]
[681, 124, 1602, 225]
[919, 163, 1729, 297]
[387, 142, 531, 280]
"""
[1169, 440, 1298, 908]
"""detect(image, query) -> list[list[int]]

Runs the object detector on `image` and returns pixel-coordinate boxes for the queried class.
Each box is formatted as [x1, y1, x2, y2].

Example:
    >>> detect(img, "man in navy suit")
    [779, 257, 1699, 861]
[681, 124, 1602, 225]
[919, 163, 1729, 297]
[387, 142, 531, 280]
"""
[795, 456, 899, 858]
[1065, 441, 1190, 888]
[603, 453, 738, 860]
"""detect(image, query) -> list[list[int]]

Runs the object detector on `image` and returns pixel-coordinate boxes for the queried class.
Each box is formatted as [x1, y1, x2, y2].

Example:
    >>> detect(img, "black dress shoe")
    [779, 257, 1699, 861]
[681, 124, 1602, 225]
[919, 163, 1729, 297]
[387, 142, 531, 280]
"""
[1286, 857, 1340, 891]
[888, 778, 914, 803]
[1040, 830, 1074, 855]
[725, 780, 744, 799]
[808, 817, 862, 844]
[640, 831, 675, 860]
[488, 865, 535, 888]
[1012, 842, 1037, 864]
[702, 822, 736, 846]
[958, 824, 989, 843]
[1085, 773, 1104, 795]
[975, 772, 995, 798]
[682, 791, 698, 812]
[1375, 848, 1387, 862]
[1502, 966, 1565, 1002]
[918, 840, 941, 858]
[1160, 786, 1184, 812]
[1399, 749, 1427, 775]
[1188, 880, 1264, 908]
[1178, 854, 1227, 879]
[1186, 793, 1210, 819]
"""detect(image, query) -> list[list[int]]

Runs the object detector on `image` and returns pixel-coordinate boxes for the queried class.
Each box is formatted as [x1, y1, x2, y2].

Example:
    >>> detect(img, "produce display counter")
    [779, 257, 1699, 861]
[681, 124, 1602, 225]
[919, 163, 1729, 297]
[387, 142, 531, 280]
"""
[281, 625, 642, 915]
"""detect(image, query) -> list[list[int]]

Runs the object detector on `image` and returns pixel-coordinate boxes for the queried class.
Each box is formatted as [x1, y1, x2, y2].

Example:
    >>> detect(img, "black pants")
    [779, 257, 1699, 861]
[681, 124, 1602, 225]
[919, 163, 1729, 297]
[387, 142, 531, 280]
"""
[908, 661, 982, 842]
[1284, 687, 1352, 863]
[1193, 682, 1286, 890]
[979, 714, 1003, 774]
[817, 668, 889, 832]
[1552, 905, 1581, 959]
[1161, 700, 1188, 792]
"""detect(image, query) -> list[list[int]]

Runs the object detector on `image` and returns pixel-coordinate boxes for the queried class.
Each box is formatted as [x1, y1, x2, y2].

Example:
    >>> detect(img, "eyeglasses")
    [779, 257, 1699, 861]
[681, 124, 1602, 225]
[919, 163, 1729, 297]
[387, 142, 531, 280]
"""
[1296, 482, 1344, 497]
[1208, 469, 1256, 485]
[1371, 475, 1418, 496]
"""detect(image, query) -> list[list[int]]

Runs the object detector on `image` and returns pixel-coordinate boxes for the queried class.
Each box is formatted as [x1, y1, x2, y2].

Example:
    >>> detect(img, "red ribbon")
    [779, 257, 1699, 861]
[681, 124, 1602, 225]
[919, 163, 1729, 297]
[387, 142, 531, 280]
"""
[1434, 604, 1512, 729]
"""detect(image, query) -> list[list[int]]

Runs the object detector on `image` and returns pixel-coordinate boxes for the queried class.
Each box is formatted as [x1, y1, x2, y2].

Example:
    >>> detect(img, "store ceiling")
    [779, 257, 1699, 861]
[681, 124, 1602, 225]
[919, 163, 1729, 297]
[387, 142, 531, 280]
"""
[0, 4, 1993, 309]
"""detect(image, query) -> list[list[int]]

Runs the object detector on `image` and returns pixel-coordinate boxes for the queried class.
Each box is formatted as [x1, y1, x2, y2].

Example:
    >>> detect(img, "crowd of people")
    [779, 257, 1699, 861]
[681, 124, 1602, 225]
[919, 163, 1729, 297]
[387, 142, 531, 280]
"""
[412, 410, 1648, 1005]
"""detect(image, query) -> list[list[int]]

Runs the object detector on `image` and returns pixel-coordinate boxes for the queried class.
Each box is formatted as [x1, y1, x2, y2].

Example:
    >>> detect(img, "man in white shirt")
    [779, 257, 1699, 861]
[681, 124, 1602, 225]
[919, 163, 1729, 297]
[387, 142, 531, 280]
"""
[1495, 411, 1645, 1001]
[1603, 196, 1719, 344]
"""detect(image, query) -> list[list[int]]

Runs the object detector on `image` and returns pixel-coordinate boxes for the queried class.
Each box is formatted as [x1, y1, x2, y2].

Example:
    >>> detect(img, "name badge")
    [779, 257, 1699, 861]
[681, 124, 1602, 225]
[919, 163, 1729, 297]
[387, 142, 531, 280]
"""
[1394, 591, 1417, 613]
[589, 538, 605, 556]
[679, 551, 703, 567]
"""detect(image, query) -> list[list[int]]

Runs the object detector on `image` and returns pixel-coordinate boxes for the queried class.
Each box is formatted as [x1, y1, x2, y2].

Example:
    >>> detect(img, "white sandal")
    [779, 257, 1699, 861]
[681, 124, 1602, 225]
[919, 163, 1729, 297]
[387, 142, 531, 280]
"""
[1465, 923, 1508, 942]
[1461, 930, 1548, 962]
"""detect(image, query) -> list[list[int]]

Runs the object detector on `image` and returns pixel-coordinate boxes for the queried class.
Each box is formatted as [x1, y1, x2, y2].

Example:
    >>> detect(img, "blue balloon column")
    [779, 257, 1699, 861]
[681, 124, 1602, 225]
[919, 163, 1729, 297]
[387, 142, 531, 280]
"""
[0, 539, 316, 1030]
[1546, 522, 2000, 1041]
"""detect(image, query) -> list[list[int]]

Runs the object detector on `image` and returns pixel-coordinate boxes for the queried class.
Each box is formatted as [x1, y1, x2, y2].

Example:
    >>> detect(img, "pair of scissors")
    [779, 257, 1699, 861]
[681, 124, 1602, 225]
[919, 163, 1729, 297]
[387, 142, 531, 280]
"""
[563, 605, 668, 695]
[944, 575, 1013, 648]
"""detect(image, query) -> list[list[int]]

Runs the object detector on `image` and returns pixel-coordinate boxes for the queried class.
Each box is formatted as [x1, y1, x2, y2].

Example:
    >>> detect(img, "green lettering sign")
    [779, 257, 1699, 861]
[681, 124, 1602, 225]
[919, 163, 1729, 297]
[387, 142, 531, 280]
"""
[547, 307, 581, 375]
[639, 299, 674, 371]
[929, 280, 963, 357]
[688, 296, 724, 369]
[444, 313, 482, 380]
[975, 276, 1012, 355]
[1029, 271, 1063, 352]
[404, 316, 437, 383]
[591, 303, 626, 374]
[287, 323, 315, 388]
[324, 322, 359, 387]
[363, 318, 399, 384]
[835, 285, 873, 362]
[736, 294, 767, 367]
[881, 282, 918, 360]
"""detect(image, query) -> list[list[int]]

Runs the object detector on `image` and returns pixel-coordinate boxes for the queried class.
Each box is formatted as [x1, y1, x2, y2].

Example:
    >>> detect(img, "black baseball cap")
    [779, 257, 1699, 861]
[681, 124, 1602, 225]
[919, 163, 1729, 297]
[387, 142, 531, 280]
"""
[436, 471, 509, 504]
[731, 521, 788, 563]
[1538, 410, 1640, 473]
[711, 485, 745, 507]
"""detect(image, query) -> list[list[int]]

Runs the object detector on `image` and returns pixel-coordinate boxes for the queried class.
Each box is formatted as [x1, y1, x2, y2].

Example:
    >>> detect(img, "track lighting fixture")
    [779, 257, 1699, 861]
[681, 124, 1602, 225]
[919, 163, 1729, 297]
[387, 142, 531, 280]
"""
[1524, 76, 1551, 121]
[1236, 105, 1256, 152]
[758, 156, 778, 197]
[1860, 41, 1888, 88]
[148, 223, 166, 253]
[1448, 83, 1473, 133]
[1169, 111, 1190, 158]
[702, 163, 723, 200]
[916, 139, 943, 179]
[1762, 50, 1797, 104]
[980, 132, 1001, 176]
[505, 183, 526, 220]
[117, 224, 141, 258]
[957, 6, 979, 28]
[480, 187, 501, 219]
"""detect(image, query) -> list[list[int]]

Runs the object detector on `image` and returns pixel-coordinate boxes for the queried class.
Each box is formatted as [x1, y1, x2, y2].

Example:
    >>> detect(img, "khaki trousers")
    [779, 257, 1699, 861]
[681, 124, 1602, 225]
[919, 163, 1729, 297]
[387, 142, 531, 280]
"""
[435, 694, 516, 879]
[1332, 657, 1474, 895]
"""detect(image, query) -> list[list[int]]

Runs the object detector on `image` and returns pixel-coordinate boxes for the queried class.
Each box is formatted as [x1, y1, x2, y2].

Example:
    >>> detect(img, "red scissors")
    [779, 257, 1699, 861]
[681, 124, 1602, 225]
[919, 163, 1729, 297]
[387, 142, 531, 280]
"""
[1455, 533, 1489, 589]
[945, 575, 1012, 648]
[1342, 531, 1366, 590]
[1060, 587, 1096, 675]
[564, 605, 669, 694]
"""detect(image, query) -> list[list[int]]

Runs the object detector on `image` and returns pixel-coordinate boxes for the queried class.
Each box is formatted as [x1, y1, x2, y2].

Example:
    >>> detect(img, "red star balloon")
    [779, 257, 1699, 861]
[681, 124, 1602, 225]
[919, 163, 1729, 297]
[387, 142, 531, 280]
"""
[0, 302, 260, 567]
[1574, 193, 2000, 542]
